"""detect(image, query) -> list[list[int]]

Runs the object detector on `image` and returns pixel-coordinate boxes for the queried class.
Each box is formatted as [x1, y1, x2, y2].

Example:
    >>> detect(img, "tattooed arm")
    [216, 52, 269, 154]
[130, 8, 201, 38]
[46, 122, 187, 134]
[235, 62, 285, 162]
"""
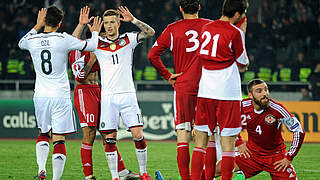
[117, 6, 155, 41]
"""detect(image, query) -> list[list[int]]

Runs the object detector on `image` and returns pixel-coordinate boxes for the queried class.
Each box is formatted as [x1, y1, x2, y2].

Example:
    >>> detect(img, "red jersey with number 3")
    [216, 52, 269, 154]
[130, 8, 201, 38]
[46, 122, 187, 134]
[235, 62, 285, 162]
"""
[148, 18, 211, 95]
[241, 98, 305, 160]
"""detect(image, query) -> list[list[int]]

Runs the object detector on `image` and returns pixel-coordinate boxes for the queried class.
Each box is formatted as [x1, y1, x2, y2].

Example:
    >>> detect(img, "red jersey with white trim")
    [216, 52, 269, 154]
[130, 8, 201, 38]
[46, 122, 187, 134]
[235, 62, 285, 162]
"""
[199, 20, 248, 69]
[240, 98, 305, 161]
[69, 50, 100, 82]
[148, 18, 211, 95]
[197, 20, 249, 100]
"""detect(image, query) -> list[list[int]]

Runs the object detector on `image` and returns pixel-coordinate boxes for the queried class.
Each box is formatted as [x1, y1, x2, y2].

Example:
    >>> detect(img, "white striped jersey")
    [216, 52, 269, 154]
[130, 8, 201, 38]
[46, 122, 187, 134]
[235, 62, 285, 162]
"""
[93, 32, 140, 95]
[18, 29, 98, 98]
[240, 98, 305, 160]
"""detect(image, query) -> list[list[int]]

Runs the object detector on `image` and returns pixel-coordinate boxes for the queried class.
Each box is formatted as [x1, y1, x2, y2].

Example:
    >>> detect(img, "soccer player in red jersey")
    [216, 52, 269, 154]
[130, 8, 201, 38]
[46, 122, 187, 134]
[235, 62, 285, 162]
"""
[191, 0, 249, 179]
[148, 0, 212, 179]
[216, 79, 305, 179]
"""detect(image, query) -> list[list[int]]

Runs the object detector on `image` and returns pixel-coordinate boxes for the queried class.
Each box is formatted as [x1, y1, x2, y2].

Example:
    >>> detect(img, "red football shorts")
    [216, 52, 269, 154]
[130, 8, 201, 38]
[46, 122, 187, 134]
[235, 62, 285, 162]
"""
[74, 84, 101, 127]
[173, 92, 197, 131]
[195, 97, 241, 136]
[235, 149, 297, 179]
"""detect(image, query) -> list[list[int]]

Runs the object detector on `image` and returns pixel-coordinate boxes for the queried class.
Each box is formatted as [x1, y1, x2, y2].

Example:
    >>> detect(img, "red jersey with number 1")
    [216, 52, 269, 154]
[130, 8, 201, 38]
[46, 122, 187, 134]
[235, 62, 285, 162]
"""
[148, 18, 211, 95]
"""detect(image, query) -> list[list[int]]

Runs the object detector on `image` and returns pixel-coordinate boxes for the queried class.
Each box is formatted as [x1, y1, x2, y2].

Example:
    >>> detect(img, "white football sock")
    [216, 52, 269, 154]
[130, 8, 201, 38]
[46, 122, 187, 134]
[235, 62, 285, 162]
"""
[105, 151, 118, 179]
[52, 153, 66, 180]
[135, 147, 147, 174]
[36, 141, 49, 173]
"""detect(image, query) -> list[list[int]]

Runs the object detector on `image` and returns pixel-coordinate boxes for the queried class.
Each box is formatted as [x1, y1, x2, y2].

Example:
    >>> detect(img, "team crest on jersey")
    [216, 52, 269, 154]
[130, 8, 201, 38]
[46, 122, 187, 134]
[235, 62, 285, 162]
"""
[110, 43, 116, 50]
[265, 114, 276, 124]
[119, 39, 126, 46]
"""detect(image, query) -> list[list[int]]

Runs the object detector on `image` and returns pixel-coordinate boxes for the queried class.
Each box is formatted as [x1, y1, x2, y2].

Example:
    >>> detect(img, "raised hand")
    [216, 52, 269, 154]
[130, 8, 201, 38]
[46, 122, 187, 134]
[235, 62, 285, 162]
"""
[88, 16, 103, 33]
[79, 6, 93, 25]
[117, 6, 134, 22]
[34, 8, 47, 31]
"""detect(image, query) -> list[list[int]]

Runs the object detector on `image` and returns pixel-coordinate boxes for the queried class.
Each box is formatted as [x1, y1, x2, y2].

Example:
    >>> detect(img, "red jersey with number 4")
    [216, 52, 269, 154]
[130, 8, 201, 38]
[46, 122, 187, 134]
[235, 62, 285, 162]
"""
[240, 98, 305, 161]
[148, 18, 211, 95]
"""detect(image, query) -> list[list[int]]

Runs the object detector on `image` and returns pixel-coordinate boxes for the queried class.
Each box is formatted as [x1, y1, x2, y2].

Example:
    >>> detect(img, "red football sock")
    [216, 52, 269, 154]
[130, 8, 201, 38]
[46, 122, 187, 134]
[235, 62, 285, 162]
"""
[116, 147, 126, 172]
[191, 147, 206, 180]
[81, 143, 93, 177]
[205, 141, 216, 180]
[221, 152, 235, 180]
[177, 142, 190, 180]
[53, 141, 66, 155]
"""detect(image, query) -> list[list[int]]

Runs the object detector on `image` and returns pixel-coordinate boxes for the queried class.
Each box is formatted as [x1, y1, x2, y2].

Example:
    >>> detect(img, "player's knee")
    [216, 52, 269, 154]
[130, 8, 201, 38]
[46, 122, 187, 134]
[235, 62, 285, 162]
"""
[130, 127, 143, 139]
[132, 132, 143, 140]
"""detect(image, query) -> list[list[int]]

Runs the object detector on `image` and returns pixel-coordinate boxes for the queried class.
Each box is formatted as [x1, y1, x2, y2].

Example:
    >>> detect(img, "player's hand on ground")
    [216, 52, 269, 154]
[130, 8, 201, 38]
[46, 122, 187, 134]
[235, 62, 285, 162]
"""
[274, 158, 291, 172]
[88, 16, 103, 33]
[168, 72, 183, 87]
[238, 143, 251, 158]
[117, 6, 134, 22]
[79, 6, 94, 25]
[35, 8, 47, 30]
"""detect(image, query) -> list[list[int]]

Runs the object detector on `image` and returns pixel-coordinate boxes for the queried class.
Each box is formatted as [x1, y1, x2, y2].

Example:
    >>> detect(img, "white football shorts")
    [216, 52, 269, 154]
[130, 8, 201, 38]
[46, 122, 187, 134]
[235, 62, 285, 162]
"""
[99, 92, 143, 131]
[33, 97, 77, 135]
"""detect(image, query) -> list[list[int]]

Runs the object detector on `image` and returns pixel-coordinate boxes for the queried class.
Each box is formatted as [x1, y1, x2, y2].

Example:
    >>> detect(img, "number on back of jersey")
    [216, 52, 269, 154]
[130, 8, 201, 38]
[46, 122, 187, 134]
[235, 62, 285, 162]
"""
[41, 50, 52, 75]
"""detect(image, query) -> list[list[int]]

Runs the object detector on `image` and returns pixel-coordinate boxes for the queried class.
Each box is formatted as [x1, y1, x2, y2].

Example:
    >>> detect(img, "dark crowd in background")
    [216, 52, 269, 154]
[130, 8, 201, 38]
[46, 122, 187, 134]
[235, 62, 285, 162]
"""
[0, 0, 320, 100]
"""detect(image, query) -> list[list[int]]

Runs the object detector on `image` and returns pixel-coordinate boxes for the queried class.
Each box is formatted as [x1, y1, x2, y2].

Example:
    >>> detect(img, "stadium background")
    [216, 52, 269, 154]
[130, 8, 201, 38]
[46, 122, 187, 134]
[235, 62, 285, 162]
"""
[0, 0, 319, 141]
[0, 0, 320, 179]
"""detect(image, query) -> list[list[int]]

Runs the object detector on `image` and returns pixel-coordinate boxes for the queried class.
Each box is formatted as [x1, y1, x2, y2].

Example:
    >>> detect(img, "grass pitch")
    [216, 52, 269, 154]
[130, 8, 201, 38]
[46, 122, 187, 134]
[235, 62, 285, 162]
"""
[0, 140, 319, 180]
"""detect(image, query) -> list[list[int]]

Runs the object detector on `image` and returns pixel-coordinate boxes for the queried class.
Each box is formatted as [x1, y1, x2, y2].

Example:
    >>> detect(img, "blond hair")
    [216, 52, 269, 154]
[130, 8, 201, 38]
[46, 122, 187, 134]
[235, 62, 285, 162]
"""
[103, 9, 120, 18]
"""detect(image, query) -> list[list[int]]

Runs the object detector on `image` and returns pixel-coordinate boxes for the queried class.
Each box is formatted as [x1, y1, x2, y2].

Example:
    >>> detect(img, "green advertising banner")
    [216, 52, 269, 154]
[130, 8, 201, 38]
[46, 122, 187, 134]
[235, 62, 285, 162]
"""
[0, 100, 177, 140]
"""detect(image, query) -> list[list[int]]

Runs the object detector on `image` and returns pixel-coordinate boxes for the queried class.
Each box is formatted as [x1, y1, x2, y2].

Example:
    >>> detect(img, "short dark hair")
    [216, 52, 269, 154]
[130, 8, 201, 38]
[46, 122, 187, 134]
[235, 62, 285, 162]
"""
[222, 0, 248, 18]
[46, 6, 64, 27]
[247, 79, 265, 93]
[179, 0, 200, 14]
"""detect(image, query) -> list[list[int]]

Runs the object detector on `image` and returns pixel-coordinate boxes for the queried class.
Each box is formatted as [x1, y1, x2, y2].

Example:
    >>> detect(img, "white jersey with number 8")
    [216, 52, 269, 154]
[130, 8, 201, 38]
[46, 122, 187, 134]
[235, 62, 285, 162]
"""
[18, 29, 98, 98]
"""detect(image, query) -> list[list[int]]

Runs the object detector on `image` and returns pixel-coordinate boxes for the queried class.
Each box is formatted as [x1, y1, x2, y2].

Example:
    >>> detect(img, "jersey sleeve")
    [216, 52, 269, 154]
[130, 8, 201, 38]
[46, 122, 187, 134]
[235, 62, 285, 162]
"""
[64, 31, 98, 52]
[148, 26, 172, 80]
[127, 32, 141, 49]
[69, 50, 86, 82]
[231, 29, 249, 66]
[275, 103, 305, 161]
[18, 28, 38, 50]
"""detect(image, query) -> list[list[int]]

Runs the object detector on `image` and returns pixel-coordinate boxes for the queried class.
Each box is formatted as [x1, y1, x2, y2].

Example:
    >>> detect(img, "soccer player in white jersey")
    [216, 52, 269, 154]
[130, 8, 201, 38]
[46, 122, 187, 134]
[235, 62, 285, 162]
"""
[91, 6, 155, 180]
[18, 6, 102, 180]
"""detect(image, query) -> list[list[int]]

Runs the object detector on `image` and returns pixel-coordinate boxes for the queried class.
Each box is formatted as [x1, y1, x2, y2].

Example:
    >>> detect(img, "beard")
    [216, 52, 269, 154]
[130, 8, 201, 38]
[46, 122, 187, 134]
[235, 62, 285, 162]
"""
[253, 96, 270, 109]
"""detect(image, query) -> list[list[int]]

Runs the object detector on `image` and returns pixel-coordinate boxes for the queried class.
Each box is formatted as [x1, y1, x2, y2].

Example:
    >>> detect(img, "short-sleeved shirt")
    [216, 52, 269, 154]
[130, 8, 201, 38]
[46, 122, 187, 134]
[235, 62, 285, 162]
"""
[18, 29, 98, 98]
[148, 18, 211, 95]
[197, 20, 248, 100]
[93, 32, 140, 95]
